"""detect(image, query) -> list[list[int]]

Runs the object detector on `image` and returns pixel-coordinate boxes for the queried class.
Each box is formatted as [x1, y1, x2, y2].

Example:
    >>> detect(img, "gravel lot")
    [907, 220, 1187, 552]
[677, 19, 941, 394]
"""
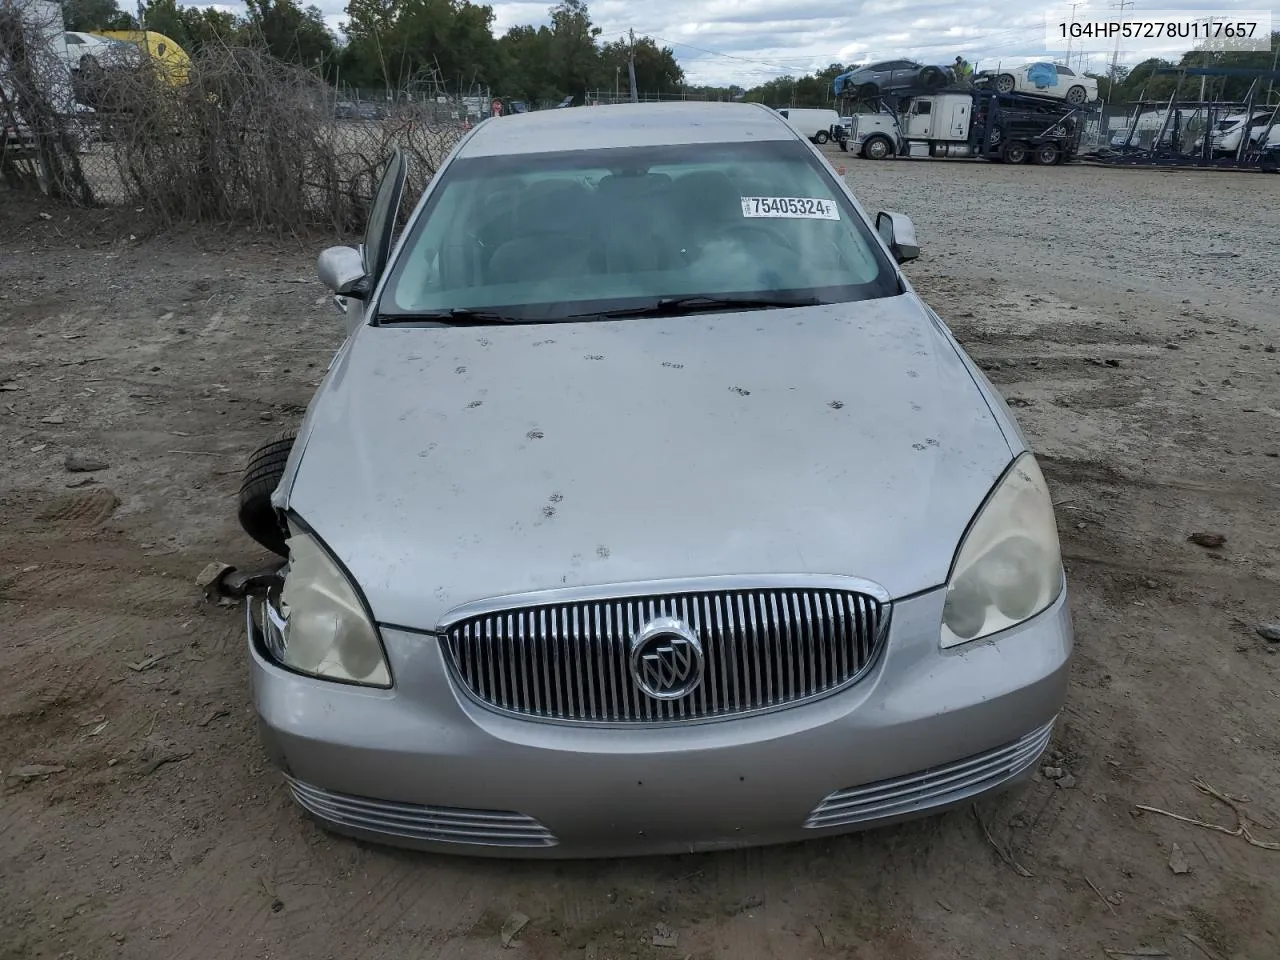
[2, 154, 1279, 960]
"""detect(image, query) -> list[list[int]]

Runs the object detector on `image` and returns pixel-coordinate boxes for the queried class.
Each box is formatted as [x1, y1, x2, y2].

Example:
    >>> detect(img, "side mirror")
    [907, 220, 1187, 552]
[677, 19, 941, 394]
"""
[875, 211, 920, 263]
[317, 245, 369, 298]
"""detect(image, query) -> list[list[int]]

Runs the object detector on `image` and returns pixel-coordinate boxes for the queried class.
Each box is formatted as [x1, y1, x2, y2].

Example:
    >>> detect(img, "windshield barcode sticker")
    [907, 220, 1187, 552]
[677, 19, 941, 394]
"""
[741, 197, 840, 220]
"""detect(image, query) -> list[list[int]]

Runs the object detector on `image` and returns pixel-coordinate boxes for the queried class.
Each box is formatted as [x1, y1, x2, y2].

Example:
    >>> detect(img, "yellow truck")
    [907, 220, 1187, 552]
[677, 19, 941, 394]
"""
[96, 30, 191, 87]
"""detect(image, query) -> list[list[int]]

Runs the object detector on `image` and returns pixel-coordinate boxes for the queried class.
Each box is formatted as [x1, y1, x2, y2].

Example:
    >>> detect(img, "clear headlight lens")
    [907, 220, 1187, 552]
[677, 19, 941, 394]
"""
[262, 530, 391, 686]
[941, 453, 1064, 648]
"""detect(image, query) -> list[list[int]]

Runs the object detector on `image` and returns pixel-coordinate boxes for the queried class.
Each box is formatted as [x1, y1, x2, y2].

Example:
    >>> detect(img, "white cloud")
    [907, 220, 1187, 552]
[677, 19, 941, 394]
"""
[201, 0, 1272, 85]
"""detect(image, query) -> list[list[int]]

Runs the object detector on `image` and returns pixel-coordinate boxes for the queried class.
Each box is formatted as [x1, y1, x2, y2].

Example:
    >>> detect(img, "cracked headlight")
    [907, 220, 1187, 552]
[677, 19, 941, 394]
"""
[941, 453, 1064, 648]
[261, 529, 391, 686]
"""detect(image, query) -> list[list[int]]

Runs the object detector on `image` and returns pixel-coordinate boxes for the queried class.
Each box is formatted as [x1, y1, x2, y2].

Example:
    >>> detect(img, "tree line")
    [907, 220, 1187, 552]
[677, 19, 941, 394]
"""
[1099, 38, 1280, 104]
[60, 0, 1277, 109]
[60, 0, 698, 104]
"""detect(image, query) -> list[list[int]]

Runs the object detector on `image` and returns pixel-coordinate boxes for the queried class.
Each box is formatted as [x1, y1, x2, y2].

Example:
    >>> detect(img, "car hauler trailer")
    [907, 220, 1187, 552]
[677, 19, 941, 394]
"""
[839, 88, 1087, 165]
[1091, 67, 1280, 173]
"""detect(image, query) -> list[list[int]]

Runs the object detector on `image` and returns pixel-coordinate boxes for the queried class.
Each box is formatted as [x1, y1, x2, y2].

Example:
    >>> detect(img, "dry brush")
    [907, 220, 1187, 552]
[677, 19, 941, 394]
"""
[5, 33, 461, 233]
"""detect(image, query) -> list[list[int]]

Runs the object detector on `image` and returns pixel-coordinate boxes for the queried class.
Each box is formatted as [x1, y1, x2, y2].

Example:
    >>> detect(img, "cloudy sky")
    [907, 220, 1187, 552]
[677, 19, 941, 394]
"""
[211, 0, 1275, 85]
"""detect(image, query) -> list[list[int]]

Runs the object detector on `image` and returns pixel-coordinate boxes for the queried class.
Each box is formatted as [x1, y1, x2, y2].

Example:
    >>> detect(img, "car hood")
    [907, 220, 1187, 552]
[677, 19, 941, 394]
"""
[286, 295, 1015, 629]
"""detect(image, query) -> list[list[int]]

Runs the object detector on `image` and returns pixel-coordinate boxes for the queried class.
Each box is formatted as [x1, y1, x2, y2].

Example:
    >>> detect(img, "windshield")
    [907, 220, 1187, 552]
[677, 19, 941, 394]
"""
[377, 139, 898, 323]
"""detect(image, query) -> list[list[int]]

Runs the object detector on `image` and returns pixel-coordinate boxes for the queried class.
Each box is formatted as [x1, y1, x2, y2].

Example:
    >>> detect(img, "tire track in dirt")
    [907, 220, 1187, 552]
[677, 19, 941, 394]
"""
[351, 859, 449, 954]
[34, 488, 122, 528]
[3, 566, 191, 614]
[0, 608, 121, 761]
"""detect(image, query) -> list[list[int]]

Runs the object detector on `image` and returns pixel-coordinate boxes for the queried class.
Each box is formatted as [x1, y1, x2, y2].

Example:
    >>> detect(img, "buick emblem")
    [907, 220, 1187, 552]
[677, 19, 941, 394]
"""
[630, 616, 705, 701]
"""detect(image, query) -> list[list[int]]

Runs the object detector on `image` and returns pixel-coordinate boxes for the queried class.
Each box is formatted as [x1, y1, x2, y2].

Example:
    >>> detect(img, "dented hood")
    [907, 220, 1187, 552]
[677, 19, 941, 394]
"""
[286, 295, 1015, 629]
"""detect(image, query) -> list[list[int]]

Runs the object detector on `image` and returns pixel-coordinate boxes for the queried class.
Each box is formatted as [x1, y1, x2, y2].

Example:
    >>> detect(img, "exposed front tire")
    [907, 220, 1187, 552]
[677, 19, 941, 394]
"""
[858, 83, 879, 101]
[238, 431, 296, 557]
[994, 73, 1016, 94]
[862, 135, 893, 160]
[920, 66, 944, 88]
[815, 130, 830, 144]
[1065, 85, 1087, 105]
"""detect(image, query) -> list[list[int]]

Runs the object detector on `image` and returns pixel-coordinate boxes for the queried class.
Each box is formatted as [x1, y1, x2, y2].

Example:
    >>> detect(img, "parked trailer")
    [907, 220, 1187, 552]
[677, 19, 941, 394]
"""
[839, 88, 1087, 165]
[1091, 67, 1280, 172]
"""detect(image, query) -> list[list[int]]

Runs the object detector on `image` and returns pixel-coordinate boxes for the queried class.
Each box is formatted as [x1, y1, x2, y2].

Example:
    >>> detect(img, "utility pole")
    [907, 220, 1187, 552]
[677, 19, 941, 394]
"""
[1198, 16, 1212, 101]
[627, 28, 638, 103]
[1267, 41, 1278, 105]
[1064, 2, 1083, 68]
[1108, 0, 1134, 89]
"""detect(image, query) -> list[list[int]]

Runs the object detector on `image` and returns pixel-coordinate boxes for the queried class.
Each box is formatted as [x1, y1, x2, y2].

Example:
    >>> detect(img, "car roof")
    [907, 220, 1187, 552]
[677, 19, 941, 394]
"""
[458, 101, 799, 158]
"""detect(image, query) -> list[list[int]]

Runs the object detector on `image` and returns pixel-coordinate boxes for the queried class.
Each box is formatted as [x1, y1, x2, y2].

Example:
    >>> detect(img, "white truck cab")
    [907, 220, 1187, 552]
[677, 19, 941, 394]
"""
[903, 95, 972, 141]
[844, 93, 974, 159]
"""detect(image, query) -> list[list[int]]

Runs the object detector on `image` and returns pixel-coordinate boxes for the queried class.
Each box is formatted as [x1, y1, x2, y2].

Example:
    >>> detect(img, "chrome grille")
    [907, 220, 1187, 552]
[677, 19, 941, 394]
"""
[286, 776, 557, 848]
[440, 581, 890, 724]
[804, 719, 1055, 829]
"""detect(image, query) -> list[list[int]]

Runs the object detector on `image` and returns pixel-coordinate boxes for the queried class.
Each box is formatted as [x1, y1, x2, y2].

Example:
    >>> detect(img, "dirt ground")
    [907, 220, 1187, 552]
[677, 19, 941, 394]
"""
[2, 155, 1278, 960]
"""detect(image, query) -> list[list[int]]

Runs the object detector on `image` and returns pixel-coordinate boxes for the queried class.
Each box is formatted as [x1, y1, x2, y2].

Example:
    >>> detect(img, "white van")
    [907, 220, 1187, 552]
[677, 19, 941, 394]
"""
[775, 107, 841, 145]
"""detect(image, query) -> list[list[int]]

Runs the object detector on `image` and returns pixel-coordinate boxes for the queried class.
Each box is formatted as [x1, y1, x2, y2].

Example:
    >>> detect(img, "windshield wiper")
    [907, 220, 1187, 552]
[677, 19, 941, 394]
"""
[383, 295, 826, 326]
[571, 294, 825, 320]
[379, 308, 526, 325]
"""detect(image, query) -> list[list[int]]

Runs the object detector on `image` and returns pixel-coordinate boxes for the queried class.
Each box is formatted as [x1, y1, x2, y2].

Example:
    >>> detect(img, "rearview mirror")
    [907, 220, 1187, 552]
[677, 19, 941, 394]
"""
[317, 245, 369, 298]
[875, 211, 920, 263]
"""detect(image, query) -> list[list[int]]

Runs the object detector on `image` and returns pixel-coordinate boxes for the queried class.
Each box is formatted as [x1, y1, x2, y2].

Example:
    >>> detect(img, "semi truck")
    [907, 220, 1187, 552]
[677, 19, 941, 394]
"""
[838, 88, 1086, 165]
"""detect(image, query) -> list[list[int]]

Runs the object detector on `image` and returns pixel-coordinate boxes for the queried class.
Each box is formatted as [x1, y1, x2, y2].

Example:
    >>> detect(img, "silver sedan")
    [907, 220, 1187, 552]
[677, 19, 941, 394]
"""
[238, 101, 1072, 858]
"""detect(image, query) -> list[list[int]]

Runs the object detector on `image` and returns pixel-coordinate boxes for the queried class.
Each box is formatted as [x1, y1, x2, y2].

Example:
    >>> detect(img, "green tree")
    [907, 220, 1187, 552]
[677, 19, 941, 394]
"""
[597, 36, 683, 97]
[342, 0, 498, 92]
[242, 0, 335, 67]
[495, 23, 556, 102]
[547, 0, 600, 101]
[1174, 32, 1280, 102]
[743, 63, 847, 108]
[1097, 34, 1280, 104]
[178, 8, 241, 53]
[133, 1, 243, 55]
[1088, 64, 1131, 102]
[1112, 56, 1178, 100]
[137, 0, 191, 48]
[682, 83, 745, 101]
[339, 0, 396, 87]
[62, 0, 135, 31]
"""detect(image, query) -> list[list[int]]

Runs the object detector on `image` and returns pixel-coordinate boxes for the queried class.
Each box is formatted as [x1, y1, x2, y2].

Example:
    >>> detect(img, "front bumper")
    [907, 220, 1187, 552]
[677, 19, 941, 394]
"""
[248, 586, 1072, 858]
[851, 131, 888, 148]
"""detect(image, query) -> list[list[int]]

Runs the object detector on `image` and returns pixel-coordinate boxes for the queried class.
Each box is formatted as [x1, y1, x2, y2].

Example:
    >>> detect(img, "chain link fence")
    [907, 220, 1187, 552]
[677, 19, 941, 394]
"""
[62, 103, 463, 221]
[3, 4, 467, 231]
[582, 90, 742, 106]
